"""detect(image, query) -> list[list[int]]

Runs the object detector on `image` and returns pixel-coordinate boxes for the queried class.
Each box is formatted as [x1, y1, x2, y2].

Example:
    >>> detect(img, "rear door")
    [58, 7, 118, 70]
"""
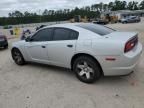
[46, 27, 79, 67]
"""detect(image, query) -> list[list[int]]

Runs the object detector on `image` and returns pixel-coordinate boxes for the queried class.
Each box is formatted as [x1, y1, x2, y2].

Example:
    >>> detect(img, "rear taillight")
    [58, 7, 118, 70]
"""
[124, 36, 138, 53]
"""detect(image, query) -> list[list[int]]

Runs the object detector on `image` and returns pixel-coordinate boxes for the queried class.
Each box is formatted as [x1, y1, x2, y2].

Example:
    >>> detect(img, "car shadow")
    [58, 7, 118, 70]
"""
[24, 62, 135, 85]
[27, 62, 74, 76]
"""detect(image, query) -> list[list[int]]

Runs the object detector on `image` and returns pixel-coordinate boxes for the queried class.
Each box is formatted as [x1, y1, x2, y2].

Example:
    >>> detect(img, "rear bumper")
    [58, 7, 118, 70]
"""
[96, 42, 143, 76]
[104, 60, 139, 76]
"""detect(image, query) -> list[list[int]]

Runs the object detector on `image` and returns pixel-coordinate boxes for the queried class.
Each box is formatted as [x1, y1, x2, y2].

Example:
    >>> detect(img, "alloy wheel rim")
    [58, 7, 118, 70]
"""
[13, 51, 22, 63]
[76, 61, 94, 79]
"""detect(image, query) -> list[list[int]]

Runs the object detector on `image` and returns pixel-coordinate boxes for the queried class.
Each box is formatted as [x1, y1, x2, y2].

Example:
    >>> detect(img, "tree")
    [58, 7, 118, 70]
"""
[103, 4, 108, 11]
[139, 0, 144, 9]
[24, 11, 31, 17]
[121, 1, 127, 9]
[133, 2, 139, 10]
[12, 11, 23, 17]
[108, 2, 114, 10]
[128, 1, 139, 10]
[43, 9, 49, 15]
[111, 0, 127, 10]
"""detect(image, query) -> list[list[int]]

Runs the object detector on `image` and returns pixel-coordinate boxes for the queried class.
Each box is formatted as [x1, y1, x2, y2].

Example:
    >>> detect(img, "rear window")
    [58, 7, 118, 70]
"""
[76, 23, 115, 36]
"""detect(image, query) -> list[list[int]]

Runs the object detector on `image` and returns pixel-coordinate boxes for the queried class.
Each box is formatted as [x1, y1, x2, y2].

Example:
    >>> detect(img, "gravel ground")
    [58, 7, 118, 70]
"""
[0, 20, 144, 108]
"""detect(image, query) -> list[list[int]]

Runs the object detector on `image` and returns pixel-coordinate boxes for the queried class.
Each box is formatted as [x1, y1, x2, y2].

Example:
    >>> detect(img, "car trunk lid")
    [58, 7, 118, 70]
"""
[105, 31, 138, 53]
[105, 31, 138, 42]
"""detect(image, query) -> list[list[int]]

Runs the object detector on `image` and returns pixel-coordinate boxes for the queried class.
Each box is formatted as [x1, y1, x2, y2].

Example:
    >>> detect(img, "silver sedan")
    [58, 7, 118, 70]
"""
[11, 23, 142, 83]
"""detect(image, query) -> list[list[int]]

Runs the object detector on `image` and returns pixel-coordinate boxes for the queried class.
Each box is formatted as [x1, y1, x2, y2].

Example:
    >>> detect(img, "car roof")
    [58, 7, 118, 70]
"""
[45, 23, 72, 27]
[43, 23, 92, 29]
[41, 23, 114, 37]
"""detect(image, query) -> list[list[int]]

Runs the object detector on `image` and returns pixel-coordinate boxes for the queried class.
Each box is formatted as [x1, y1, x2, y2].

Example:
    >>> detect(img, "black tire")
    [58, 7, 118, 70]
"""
[136, 20, 139, 23]
[73, 56, 101, 83]
[11, 48, 25, 65]
[122, 21, 125, 24]
[4, 44, 8, 49]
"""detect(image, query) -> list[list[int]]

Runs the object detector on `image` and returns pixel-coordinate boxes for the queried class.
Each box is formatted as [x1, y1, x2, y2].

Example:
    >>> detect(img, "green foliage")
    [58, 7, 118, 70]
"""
[139, 0, 144, 9]
[127, 1, 139, 10]
[0, 7, 100, 25]
[110, 0, 127, 10]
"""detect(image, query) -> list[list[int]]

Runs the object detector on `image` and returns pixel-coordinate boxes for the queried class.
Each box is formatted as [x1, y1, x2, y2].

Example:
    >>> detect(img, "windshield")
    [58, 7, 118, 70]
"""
[76, 23, 115, 36]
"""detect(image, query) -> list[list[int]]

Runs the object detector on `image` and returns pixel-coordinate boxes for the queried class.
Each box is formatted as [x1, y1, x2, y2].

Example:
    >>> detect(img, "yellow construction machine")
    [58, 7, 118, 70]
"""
[70, 15, 89, 23]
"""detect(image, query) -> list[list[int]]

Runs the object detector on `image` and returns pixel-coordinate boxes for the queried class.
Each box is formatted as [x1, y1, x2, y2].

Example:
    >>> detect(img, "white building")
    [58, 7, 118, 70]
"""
[102, 10, 144, 20]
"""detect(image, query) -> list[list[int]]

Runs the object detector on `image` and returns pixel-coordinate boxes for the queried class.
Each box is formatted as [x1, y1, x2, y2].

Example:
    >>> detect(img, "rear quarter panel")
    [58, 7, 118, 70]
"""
[92, 37, 124, 56]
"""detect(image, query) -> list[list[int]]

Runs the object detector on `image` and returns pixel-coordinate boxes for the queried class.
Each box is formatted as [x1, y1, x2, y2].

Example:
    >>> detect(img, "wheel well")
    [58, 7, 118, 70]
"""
[11, 47, 19, 52]
[71, 53, 103, 75]
[11, 47, 24, 58]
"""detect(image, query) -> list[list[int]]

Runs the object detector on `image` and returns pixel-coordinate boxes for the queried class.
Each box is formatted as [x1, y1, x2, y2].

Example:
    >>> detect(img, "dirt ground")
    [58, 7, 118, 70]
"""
[0, 20, 144, 108]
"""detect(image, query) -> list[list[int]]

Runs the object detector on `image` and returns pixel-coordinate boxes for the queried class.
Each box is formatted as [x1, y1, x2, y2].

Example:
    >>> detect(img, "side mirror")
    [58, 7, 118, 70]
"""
[25, 36, 32, 42]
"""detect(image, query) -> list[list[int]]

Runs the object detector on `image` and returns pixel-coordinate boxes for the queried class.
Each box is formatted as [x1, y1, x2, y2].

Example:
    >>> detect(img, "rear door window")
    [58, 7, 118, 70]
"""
[69, 30, 78, 40]
[53, 28, 78, 41]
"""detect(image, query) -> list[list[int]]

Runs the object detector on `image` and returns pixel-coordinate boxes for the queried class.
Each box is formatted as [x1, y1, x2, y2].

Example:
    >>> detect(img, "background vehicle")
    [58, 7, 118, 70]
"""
[93, 19, 109, 25]
[0, 34, 8, 49]
[121, 16, 141, 23]
[11, 23, 142, 83]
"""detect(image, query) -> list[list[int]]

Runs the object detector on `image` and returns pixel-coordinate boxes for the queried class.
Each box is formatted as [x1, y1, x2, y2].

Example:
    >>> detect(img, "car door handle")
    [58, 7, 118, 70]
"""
[41, 45, 46, 48]
[67, 45, 73, 48]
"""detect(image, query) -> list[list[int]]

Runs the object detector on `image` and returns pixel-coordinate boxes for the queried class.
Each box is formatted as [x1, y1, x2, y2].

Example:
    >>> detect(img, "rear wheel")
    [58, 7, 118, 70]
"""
[73, 56, 101, 83]
[11, 48, 25, 65]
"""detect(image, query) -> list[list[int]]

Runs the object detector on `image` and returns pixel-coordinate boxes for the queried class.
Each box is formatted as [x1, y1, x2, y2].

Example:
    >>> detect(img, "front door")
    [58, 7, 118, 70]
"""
[25, 42, 48, 63]
[25, 28, 53, 63]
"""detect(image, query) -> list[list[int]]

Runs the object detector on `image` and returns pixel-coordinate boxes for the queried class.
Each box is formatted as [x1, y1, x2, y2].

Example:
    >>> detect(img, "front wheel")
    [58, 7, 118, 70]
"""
[73, 56, 101, 83]
[11, 48, 25, 65]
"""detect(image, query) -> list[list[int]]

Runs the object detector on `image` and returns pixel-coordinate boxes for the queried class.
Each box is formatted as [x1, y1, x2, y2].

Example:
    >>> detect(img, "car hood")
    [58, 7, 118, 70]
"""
[105, 31, 138, 43]
[12, 40, 26, 47]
